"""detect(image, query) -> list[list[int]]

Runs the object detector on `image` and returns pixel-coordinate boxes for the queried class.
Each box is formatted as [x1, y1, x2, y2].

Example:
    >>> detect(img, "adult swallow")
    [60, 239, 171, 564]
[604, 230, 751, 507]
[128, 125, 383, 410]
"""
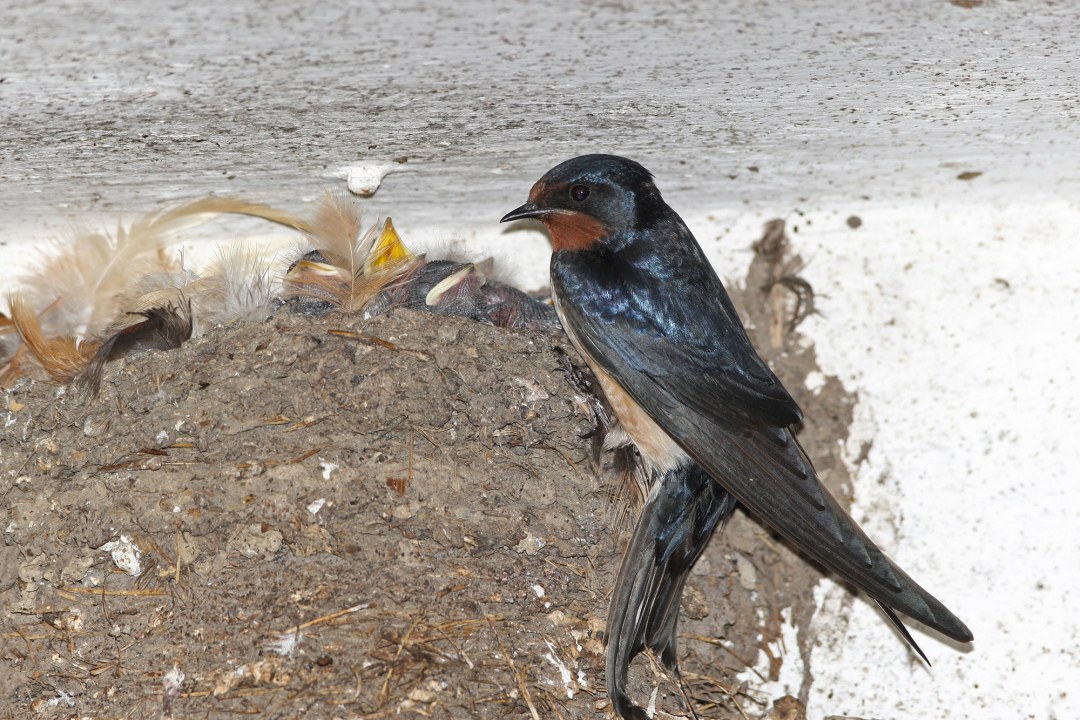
[501, 154, 972, 720]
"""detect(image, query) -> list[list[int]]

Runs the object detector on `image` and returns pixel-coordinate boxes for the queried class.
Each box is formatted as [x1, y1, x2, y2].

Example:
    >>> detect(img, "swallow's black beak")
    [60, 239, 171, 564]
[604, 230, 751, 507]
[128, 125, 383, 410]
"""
[500, 202, 547, 223]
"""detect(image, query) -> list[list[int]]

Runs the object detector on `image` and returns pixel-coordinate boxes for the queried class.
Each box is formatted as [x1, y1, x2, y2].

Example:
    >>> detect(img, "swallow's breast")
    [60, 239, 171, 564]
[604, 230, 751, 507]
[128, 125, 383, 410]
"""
[553, 291, 688, 476]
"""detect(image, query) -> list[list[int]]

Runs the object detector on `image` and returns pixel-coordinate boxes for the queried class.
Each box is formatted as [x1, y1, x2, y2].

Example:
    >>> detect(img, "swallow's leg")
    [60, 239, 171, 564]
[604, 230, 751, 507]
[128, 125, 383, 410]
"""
[606, 461, 735, 719]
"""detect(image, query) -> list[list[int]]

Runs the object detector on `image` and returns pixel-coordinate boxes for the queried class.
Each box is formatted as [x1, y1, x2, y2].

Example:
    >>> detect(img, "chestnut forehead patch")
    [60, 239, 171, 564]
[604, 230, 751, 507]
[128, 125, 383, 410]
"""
[527, 179, 554, 204]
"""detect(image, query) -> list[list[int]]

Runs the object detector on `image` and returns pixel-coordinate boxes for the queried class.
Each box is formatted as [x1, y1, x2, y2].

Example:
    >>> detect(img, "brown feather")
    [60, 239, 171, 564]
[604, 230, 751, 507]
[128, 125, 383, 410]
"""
[304, 194, 366, 276]
[284, 196, 420, 314]
[158, 197, 311, 235]
[7, 295, 98, 383]
[76, 300, 193, 397]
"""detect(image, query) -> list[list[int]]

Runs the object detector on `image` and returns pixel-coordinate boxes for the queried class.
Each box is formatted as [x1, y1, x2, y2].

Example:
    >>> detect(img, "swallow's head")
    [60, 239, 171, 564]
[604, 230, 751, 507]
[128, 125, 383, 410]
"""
[501, 154, 663, 252]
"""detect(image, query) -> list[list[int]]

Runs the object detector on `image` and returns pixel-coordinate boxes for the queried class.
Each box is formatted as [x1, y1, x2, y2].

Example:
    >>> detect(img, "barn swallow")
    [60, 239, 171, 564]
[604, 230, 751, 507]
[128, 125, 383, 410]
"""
[501, 155, 972, 719]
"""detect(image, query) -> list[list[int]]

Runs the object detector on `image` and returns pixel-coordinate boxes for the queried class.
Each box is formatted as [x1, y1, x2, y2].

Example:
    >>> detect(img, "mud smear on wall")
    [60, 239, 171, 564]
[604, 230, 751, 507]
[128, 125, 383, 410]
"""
[0, 222, 858, 719]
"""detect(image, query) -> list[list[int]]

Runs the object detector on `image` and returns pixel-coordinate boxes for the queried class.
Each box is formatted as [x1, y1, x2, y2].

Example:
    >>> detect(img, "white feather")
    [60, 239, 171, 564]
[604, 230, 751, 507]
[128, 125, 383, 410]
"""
[191, 244, 277, 333]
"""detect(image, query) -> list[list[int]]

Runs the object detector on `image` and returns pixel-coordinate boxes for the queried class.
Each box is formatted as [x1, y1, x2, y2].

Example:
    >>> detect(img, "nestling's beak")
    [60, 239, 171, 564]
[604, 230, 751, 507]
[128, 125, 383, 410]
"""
[500, 202, 547, 223]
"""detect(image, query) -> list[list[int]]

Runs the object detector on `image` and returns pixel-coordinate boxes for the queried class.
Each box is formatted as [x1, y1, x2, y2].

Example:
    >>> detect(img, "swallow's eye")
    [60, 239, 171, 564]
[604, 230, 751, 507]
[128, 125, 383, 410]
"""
[570, 184, 590, 202]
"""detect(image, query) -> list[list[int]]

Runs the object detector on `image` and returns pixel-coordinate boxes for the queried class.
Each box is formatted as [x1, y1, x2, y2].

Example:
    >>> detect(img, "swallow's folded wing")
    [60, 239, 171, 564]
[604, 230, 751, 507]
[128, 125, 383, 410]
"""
[553, 265, 973, 645]
[555, 245, 805, 428]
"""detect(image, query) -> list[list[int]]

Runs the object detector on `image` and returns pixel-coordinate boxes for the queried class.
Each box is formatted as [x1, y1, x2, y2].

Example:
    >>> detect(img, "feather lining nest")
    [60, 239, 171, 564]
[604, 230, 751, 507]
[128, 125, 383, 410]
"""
[1, 193, 421, 392]
[281, 194, 418, 313]
[6, 295, 99, 384]
[75, 300, 194, 397]
[14, 197, 302, 339]
[2, 198, 305, 390]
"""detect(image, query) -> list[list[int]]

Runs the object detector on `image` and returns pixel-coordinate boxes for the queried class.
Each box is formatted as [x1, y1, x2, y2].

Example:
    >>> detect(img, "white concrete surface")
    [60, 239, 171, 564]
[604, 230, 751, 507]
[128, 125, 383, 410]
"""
[746, 199, 1080, 720]
[3, 1, 1079, 718]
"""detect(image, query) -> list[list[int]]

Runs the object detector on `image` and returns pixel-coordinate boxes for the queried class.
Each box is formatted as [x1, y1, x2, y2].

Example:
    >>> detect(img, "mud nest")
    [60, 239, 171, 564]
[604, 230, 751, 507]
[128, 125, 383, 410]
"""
[1, 227, 854, 719]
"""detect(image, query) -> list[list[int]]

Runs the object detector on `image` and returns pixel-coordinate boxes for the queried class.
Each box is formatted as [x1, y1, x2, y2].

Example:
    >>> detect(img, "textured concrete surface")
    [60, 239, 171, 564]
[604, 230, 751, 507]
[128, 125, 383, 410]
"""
[2, 0, 1077, 243]
[3, 1, 1079, 718]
